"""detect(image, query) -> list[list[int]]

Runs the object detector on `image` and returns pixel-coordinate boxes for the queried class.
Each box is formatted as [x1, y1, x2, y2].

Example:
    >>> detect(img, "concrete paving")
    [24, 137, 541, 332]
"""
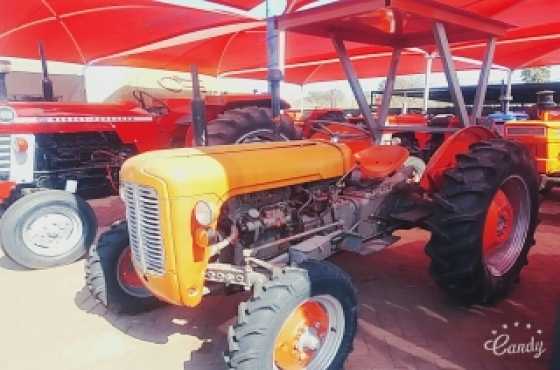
[1, 192, 558, 370]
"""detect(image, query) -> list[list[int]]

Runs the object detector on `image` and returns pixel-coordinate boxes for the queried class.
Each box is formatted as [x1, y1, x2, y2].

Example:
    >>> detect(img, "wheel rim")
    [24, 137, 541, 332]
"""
[483, 175, 531, 277]
[273, 295, 345, 370]
[235, 129, 288, 144]
[116, 247, 152, 298]
[21, 206, 83, 257]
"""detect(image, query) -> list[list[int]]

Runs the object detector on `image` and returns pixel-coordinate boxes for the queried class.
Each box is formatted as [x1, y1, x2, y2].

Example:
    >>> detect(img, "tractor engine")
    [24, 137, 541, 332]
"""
[217, 168, 414, 267]
[34, 132, 134, 198]
[219, 183, 337, 263]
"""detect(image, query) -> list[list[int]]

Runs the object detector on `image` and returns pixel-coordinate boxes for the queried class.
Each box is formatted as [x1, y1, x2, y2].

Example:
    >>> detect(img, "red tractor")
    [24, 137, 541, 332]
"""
[0, 55, 296, 269]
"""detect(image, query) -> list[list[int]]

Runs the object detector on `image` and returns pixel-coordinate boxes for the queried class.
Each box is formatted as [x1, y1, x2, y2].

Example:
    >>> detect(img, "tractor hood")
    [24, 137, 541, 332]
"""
[3, 101, 149, 122]
[120, 140, 352, 200]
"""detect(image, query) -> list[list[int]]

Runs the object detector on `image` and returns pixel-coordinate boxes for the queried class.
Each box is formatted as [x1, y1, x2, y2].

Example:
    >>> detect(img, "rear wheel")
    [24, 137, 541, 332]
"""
[425, 139, 539, 304]
[85, 221, 163, 314]
[0, 190, 96, 269]
[225, 260, 357, 370]
[207, 107, 299, 145]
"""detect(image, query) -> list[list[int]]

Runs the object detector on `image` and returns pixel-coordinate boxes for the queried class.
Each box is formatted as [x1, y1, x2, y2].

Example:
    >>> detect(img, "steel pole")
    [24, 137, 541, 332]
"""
[423, 55, 433, 114]
[377, 48, 402, 130]
[266, 2, 282, 118]
[433, 22, 469, 127]
[504, 69, 513, 113]
[471, 37, 497, 123]
[331, 36, 378, 139]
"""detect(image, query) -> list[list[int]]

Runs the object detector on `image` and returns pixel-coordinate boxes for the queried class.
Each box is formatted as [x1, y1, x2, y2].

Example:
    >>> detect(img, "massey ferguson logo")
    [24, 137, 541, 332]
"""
[0, 106, 15, 123]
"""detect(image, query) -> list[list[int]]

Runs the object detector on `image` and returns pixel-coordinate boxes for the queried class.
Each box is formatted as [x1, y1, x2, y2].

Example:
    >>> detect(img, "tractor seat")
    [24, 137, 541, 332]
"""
[353, 145, 409, 179]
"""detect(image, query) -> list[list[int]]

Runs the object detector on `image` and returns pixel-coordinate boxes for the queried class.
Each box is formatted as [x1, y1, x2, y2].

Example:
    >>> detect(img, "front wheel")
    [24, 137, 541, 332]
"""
[0, 190, 97, 269]
[225, 260, 357, 370]
[85, 221, 163, 314]
[425, 139, 539, 304]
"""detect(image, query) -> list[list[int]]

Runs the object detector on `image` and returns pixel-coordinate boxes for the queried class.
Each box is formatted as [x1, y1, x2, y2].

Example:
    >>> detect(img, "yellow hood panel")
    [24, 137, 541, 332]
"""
[121, 140, 352, 199]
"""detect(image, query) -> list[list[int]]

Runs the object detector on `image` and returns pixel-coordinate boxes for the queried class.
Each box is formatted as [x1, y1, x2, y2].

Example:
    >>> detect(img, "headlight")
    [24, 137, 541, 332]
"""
[0, 106, 16, 123]
[194, 200, 214, 226]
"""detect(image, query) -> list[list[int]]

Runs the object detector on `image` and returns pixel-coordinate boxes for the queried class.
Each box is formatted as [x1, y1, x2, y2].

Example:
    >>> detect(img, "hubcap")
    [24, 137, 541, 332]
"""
[273, 295, 344, 370]
[22, 206, 83, 257]
[483, 176, 530, 277]
[116, 247, 151, 298]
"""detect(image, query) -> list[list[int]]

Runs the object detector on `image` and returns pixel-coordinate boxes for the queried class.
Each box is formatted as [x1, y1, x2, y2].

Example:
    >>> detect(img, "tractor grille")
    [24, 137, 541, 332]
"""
[123, 183, 165, 275]
[0, 135, 11, 180]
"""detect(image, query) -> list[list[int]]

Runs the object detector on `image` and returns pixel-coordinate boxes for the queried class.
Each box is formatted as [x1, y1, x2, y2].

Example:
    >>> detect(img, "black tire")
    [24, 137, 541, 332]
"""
[225, 260, 357, 370]
[85, 221, 163, 314]
[207, 107, 299, 145]
[0, 190, 97, 269]
[425, 139, 539, 304]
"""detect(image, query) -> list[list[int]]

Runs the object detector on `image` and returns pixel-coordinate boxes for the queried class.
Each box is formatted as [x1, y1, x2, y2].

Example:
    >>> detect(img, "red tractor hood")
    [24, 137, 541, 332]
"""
[4, 101, 149, 120]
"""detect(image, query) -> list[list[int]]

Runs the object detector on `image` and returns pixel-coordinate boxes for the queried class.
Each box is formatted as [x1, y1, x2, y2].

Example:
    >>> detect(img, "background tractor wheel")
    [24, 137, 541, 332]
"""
[0, 190, 96, 269]
[225, 260, 357, 370]
[425, 139, 539, 304]
[85, 221, 163, 314]
[207, 107, 299, 145]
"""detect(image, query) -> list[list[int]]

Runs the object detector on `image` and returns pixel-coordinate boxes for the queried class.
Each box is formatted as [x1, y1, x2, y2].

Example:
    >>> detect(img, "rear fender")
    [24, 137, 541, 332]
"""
[420, 126, 498, 192]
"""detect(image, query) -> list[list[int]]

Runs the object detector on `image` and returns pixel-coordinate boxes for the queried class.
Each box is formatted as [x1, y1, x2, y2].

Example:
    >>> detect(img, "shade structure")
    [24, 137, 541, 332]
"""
[1, 0, 559, 85]
[0, 0, 255, 65]
[211, 0, 263, 10]
[223, 0, 560, 83]
[453, 23, 560, 70]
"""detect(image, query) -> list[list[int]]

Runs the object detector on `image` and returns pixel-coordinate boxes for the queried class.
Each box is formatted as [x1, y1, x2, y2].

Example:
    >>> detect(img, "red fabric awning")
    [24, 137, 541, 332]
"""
[0, 0, 253, 64]
[211, 0, 263, 10]
[1, 0, 558, 85]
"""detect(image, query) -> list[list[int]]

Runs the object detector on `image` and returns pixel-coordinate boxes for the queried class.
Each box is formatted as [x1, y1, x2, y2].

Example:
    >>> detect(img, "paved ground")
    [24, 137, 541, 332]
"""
[1, 192, 559, 370]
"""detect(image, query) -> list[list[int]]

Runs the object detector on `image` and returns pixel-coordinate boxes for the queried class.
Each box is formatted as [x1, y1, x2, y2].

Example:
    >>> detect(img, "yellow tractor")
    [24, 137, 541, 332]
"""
[86, 1, 540, 369]
[504, 90, 560, 193]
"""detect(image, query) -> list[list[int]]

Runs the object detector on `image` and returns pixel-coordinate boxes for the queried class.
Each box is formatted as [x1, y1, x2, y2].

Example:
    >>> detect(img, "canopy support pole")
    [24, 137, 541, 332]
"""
[332, 35, 378, 139]
[377, 48, 402, 130]
[504, 69, 513, 113]
[423, 55, 433, 114]
[300, 85, 305, 115]
[433, 22, 469, 127]
[471, 37, 497, 123]
[266, 3, 282, 119]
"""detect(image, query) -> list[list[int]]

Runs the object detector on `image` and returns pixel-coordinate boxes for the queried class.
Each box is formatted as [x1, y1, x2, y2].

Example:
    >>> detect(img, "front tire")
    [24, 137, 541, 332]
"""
[85, 221, 163, 314]
[0, 190, 97, 269]
[225, 260, 357, 370]
[425, 139, 539, 304]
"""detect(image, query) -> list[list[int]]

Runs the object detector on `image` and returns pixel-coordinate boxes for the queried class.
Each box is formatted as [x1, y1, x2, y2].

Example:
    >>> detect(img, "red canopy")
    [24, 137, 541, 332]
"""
[0, 0, 253, 64]
[1, 0, 558, 85]
[224, 0, 560, 83]
[211, 0, 263, 10]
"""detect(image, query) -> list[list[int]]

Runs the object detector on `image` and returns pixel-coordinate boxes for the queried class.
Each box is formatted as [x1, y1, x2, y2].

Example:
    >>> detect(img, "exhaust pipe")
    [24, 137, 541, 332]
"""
[38, 43, 54, 102]
[190, 65, 207, 146]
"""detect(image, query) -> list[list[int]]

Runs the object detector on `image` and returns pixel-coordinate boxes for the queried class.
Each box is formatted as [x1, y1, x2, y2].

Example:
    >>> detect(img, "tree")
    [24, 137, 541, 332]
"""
[304, 89, 346, 108]
[521, 67, 551, 83]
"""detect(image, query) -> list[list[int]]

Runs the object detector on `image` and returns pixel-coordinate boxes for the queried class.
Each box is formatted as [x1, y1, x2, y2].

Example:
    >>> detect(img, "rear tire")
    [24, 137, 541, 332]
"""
[0, 190, 96, 269]
[425, 139, 539, 304]
[85, 221, 163, 314]
[207, 107, 299, 145]
[225, 260, 357, 370]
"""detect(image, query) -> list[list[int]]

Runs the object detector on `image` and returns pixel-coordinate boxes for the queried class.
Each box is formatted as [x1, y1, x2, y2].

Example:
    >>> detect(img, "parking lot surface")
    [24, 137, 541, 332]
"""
[1, 193, 558, 370]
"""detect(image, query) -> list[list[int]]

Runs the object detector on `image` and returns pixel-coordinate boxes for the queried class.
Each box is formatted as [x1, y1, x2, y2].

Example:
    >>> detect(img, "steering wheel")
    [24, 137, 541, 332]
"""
[132, 90, 169, 116]
[310, 120, 371, 141]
